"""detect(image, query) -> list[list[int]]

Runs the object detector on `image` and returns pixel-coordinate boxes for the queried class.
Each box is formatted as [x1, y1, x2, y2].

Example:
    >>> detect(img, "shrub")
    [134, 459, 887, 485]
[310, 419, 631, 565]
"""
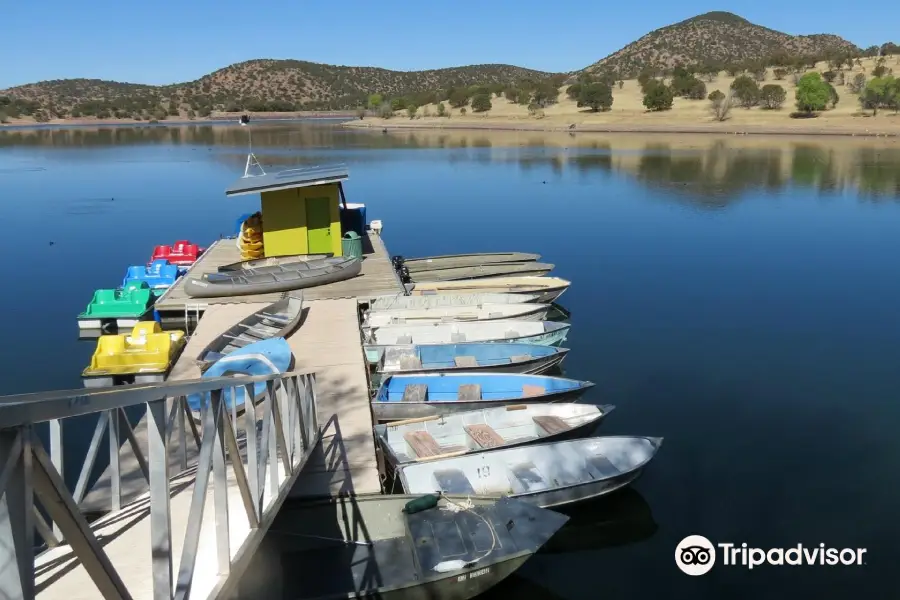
[773, 68, 788, 80]
[390, 97, 407, 111]
[686, 78, 707, 100]
[731, 75, 760, 108]
[406, 105, 418, 119]
[187, 109, 196, 120]
[827, 84, 839, 109]
[709, 91, 733, 121]
[531, 82, 559, 108]
[643, 80, 674, 111]
[752, 68, 767, 82]
[760, 84, 787, 109]
[848, 73, 866, 93]
[795, 72, 831, 114]
[436, 102, 446, 117]
[504, 87, 519, 103]
[708, 90, 725, 102]
[618, 80, 625, 89]
[448, 89, 468, 108]
[566, 83, 582, 101]
[367, 94, 383, 109]
[460, 107, 467, 116]
[471, 93, 492, 113]
[822, 71, 837, 83]
[873, 65, 888, 78]
[579, 83, 613, 111]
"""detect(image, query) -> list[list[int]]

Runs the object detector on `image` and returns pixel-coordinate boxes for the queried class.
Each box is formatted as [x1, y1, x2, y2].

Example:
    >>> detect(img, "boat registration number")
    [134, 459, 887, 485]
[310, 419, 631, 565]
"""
[457, 567, 490, 582]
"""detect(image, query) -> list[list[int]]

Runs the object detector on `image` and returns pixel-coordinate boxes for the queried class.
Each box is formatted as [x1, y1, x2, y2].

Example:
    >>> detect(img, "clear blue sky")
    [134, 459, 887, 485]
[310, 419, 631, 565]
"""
[3, 1, 895, 88]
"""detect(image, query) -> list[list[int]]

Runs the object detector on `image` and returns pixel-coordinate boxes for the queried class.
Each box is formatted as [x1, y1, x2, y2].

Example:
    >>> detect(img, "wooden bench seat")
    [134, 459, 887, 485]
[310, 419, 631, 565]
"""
[402, 384, 428, 402]
[521, 384, 546, 397]
[533, 415, 571, 435]
[509, 354, 532, 363]
[464, 423, 506, 448]
[399, 355, 423, 370]
[403, 431, 441, 457]
[457, 383, 482, 400]
[453, 355, 479, 368]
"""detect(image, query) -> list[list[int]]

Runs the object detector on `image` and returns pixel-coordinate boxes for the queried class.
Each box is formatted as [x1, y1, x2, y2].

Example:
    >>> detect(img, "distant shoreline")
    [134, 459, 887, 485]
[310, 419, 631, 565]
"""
[0, 111, 356, 129]
[342, 118, 900, 138]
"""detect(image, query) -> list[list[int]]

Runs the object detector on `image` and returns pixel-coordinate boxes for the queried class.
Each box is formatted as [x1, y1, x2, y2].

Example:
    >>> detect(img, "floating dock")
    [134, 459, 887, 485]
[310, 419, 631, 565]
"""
[153, 234, 403, 328]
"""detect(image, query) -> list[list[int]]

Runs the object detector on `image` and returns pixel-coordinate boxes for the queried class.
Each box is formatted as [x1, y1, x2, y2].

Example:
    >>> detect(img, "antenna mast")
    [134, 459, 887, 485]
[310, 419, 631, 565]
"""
[240, 114, 265, 178]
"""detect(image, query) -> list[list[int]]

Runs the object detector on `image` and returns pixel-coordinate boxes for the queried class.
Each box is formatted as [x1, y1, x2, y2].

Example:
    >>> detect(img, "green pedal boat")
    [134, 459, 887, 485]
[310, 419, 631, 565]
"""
[77, 280, 156, 332]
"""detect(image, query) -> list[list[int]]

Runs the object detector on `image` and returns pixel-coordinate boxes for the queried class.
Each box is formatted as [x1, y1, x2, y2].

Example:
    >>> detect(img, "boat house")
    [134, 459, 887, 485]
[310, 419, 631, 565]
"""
[226, 164, 355, 257]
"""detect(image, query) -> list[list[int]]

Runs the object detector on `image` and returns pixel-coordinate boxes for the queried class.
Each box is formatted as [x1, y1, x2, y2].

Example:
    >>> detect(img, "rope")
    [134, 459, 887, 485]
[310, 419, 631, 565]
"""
[437, 495, 498, 568]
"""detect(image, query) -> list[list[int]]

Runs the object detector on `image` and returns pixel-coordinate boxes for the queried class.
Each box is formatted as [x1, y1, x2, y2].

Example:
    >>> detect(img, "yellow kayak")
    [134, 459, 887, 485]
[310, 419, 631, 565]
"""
[83, 322, 185, 376]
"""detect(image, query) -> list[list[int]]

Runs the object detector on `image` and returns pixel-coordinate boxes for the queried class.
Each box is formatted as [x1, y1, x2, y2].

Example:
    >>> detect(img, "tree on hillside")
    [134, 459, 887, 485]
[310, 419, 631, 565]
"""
[531, 82, 559, 108]
[367, 94, 383, 109]
[860, 76, 898, 115]
[504, 87, 519, 103]
[407, 104, 418, 119]
[730, 75, 760, 108]
[822, 71, 837, 83]
[448, 89, 469, 108]
[708, 90, 732, 121]
[848, 73, 867, 94]
[725, 63, 741, 77]
[795, 72, 831, 115]
[827, 84, 839, 109]
[579, 83, 613, 111]
[471, 93, 492, 113]
[637, 67, 658, 87]
[873, 64, 889, 78]
[642, 80, 673, 111]
[760, 84, 786, 109]
[436, 102, 447, 117]
[566, 83, 582, 102]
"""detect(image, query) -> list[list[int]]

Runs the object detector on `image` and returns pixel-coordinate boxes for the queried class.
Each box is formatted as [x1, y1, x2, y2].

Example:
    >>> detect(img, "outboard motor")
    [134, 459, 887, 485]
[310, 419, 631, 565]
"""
[399, 266, 412, 284]
[391, 255, 405, 270]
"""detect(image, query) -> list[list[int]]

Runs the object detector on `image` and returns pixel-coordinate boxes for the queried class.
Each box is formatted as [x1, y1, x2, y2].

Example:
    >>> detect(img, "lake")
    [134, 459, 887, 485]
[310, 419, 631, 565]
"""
[2, 122, 899, 598]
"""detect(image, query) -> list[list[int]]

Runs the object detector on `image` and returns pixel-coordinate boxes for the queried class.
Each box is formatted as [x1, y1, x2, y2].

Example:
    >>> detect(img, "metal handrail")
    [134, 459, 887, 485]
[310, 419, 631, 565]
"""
[0, 368, 315, 428]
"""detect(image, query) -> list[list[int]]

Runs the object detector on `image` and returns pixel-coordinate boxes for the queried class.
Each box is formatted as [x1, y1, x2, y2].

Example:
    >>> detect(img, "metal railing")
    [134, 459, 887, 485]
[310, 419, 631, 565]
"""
[0, 369, 320, 600]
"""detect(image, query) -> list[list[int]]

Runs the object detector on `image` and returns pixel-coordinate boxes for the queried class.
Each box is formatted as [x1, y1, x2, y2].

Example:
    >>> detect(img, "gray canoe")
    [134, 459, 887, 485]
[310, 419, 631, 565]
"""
[406, 276, 571, 304]
[218, 253, 333, 272]
[366, 292, 543, 309]
[376, 403, 616, 470]
[271, 494, 568, 600]
[399, 436, 664, 509]
[400, 252, 541, 273]
[371, 344, 570, 376]
[406, 262, 554, 282]
[195, 294, 304, 369]
[184, 256, 362, 298]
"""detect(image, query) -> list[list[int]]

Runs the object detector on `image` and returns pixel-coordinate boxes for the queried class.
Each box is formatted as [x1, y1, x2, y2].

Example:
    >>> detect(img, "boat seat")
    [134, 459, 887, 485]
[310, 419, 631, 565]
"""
[450, 332, 467, 342]
[522, 384, 546, 397]
[433, 468, 476, 495]
[504, 330, 520, 339]
[395, 335, 413, 344]
[533, 415, 571, 435]
[507, 461, 548, 493]
[403, 431, 442, 458]
[453, 355, 479, 368]
[488, 312, 503, 319]
[464, 424, 505, 449]
[457, 384, 482, 401]
[399, 355, 423, 370]
[509, 354, 532, 363]
[586, 455, 620, 479]
[401, 384, 428, 403]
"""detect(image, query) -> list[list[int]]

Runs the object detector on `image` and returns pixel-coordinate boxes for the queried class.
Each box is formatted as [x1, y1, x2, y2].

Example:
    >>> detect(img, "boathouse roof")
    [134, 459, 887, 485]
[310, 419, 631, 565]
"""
[225, 163, 349, 197]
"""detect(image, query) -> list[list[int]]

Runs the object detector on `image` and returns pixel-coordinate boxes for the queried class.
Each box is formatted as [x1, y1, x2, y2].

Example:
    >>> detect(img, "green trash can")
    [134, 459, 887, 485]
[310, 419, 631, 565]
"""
[342, 231, 363, 259]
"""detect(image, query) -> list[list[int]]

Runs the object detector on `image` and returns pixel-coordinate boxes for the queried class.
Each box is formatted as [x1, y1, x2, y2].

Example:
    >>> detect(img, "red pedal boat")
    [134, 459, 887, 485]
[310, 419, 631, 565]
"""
[149, 240, 203, 266]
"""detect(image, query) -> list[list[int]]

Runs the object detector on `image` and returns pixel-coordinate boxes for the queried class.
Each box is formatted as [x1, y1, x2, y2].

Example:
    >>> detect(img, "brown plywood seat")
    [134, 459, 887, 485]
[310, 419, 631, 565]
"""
[509, 354, 532, 363]
[533, 415, 571, 435]
[521, 384, 546, 398]
[399, 355, 423, 370]
[404, 431, 442, 458]
[457, 384, 482, 400]
[402, 384, 428, 402]
[453, 355, 479, 368]
[465, 423, 506, 448]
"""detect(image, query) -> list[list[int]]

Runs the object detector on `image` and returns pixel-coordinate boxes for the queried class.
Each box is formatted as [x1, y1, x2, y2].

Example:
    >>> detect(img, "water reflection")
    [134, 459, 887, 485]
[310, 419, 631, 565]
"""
[3, 123, 899, 200]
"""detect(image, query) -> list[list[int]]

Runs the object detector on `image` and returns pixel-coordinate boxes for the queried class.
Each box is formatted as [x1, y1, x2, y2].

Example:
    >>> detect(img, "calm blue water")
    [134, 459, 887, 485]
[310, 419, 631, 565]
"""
[2, 123, 899, 598]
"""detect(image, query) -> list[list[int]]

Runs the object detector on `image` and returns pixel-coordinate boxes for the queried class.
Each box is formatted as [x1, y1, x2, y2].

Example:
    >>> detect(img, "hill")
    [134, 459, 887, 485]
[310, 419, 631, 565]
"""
[0, 61, 553, 121]
[584, 11, 860, 78]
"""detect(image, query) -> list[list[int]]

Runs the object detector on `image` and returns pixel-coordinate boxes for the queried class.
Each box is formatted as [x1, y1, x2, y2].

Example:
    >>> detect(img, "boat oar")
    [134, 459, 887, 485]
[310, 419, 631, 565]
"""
[269, 531, 373, 546]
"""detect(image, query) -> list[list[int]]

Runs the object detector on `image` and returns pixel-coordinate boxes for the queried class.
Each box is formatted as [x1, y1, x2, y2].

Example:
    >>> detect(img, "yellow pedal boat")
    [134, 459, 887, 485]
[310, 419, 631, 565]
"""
[82, 322, 185, 384]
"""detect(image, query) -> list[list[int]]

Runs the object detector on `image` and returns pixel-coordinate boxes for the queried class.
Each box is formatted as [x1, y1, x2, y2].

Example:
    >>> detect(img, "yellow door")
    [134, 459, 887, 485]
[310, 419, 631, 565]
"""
[306, 197, 333, 254]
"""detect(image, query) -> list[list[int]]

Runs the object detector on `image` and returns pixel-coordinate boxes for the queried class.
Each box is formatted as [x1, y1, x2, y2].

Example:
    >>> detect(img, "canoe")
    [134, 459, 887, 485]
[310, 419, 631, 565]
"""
[186, 337, 293, 412]
[366, 292, 543, 309]
[196, 294, 304, 369]
[218, 253, 333, 272]
[399, 436, 664, 509]
[372, 373, 594, 421]
[273, 494, 568, 600]
[363, 303, 551, 327]
[371, 343, 570, 376]
[82, 322, 185, 387]
[396, 252, 541, 273]
[364, 320, 569, 362]
[123, 259, 179, 296]
[404, 262, 555, 283]
[184, 256, 362, 298]
[77, 280, 155, 331]
[407, 276, 571, 304]
[376, 403, 615, 468]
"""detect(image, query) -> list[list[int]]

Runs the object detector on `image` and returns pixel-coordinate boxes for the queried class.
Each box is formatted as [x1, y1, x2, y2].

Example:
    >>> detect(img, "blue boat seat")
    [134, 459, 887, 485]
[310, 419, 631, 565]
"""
[402, 384, 428, 402]
[510, 354, 532, 363]
[522, 384, 546, 397]
[453, 356, 478, 368]
[458, 384, 482, 401]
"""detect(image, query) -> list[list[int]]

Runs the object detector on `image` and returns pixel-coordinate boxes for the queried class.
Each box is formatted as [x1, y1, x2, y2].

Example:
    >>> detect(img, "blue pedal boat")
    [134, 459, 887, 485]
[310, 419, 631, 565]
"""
[374, 343, 569, 376]
[123, 259, 180, 297]
[373, 372, 595, 421]
[187, 337, 293, 412]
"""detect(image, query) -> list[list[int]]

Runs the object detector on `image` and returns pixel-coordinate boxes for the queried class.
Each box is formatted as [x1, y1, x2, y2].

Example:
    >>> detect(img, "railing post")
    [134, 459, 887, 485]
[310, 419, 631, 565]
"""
[0, 428, 34, 600]
[177, 395, 188, 472]
[210, 390, 230, 576]
[49, 418, 63, 540]
[243, 383, 260, 520]
[108, 409, 121, 511]
[147, 398, 173, 600]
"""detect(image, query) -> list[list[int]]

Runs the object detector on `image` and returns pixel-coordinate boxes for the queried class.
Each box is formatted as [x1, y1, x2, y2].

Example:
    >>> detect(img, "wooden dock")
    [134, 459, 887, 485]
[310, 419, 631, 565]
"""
[153, 233, 404, 327]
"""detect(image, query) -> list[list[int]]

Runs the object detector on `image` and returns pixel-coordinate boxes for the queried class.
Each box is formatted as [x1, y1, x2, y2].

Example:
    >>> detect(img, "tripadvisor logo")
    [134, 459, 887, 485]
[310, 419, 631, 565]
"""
[675, 535, 867, 576]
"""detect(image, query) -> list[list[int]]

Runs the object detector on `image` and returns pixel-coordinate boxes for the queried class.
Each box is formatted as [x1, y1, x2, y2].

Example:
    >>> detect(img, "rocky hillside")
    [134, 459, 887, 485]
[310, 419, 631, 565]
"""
[0, 61, 552, 119]
[585, 11, 860, 77]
